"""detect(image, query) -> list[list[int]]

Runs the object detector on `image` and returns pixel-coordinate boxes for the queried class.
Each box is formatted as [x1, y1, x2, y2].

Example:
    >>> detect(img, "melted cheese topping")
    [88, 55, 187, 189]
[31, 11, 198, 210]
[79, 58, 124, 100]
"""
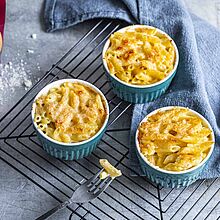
[105, 27, 176, 85]
[138, 108, 213, 171]
[34, 82, 107, 143]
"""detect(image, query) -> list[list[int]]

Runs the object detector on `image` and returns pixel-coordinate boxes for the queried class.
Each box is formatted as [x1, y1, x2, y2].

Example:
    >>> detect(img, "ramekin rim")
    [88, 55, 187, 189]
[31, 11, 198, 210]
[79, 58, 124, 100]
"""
[102, 24, 179, 88]
[135, 106, 215, 175]
[31, 79, 109, 146]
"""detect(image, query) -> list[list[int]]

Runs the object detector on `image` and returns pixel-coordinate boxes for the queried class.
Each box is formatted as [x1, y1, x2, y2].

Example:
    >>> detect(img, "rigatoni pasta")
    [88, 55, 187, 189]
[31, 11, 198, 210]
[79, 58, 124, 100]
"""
[99, 159, 122, 179]
[34, 82, 107, 143]
[138, 108, 213, 172]
[104, 26, 176, 85]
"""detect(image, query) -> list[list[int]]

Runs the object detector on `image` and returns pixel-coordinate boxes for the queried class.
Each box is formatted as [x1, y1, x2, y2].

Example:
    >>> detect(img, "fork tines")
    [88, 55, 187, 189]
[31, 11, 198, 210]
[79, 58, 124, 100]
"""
[87, 169, 113, 195]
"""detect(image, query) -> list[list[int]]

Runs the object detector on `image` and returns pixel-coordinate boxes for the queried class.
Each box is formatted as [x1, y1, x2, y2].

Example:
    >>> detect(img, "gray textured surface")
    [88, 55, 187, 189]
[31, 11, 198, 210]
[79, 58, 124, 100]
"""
[0, 0, 87, 116]
[1, 1, 220, 220]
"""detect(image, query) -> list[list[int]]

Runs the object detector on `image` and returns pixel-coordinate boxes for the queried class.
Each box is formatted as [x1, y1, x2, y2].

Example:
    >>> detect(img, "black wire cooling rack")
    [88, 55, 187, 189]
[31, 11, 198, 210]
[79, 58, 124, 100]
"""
[0, 19, 220, 220]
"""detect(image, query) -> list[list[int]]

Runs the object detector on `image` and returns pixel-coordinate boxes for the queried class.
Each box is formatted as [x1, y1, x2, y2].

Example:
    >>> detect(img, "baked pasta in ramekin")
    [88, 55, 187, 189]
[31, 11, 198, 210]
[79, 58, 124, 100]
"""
[32, 79, 109, 160]
[135, 106, 215, 188]
[103, 25, 179, 103]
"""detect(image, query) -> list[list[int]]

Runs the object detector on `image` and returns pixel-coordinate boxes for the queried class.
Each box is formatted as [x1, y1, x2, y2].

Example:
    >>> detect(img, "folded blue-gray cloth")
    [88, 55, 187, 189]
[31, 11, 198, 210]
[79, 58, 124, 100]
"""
[44, 0, 220, 179]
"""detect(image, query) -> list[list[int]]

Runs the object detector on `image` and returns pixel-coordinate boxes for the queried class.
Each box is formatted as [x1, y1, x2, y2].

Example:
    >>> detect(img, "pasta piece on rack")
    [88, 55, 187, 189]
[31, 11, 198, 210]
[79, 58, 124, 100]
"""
[99, 159, 122, 179]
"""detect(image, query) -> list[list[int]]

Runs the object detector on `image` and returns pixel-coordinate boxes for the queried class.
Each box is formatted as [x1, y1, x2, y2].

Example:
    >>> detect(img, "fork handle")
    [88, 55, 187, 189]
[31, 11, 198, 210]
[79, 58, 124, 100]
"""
[36, 200, 71, 220]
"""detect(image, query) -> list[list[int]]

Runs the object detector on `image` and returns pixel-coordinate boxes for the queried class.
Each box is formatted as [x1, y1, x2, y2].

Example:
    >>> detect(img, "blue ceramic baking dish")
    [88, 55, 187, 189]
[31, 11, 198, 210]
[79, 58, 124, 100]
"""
[102, 25, 179, 104]
[31, 79, 109, 160]
[135, 106, 215, 188]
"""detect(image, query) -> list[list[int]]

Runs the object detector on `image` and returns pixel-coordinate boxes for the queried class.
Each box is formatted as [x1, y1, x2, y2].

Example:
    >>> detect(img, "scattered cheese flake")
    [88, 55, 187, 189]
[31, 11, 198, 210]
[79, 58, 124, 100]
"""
[31, 34, 37, 39]
[27, 49, 34, 54]
[0, 61, 32, 104]
[24, 79, 32, 88]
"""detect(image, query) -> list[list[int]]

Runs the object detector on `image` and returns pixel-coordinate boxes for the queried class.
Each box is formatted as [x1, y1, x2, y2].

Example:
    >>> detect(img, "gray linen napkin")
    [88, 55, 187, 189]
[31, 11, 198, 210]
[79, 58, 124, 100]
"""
[44, 0, 220, 179]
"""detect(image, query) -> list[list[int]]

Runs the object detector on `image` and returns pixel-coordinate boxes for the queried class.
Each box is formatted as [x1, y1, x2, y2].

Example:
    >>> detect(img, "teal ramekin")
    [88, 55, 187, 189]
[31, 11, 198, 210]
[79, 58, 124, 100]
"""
[102, 25, 179, 104]
[135, 106, 215, 188]
[31, 79, 109, 160]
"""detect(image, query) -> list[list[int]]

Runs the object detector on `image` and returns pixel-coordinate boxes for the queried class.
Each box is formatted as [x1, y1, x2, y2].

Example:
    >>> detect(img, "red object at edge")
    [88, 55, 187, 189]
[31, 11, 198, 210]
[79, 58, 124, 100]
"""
[0, 0, 6, 39]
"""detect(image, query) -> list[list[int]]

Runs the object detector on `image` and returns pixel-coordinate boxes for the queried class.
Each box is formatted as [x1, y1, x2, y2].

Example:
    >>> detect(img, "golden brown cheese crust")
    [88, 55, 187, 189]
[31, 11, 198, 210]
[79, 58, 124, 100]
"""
[34, 82, 107, 143]
[105, 27, 176, 85]
[138, 108, 213, 171]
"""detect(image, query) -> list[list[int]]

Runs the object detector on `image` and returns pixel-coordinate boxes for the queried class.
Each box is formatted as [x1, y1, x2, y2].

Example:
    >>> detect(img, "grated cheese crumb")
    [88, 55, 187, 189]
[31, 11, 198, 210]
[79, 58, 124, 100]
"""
[31, 34, 37, 39]
[24, 79, 32, 88]
[0, 61, 32, 104]
[27, 49, 34, 54]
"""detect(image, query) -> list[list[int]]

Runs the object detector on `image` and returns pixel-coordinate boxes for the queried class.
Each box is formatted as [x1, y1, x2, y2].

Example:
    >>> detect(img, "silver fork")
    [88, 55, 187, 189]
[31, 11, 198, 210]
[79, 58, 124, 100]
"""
[36, 169, 113, 220]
